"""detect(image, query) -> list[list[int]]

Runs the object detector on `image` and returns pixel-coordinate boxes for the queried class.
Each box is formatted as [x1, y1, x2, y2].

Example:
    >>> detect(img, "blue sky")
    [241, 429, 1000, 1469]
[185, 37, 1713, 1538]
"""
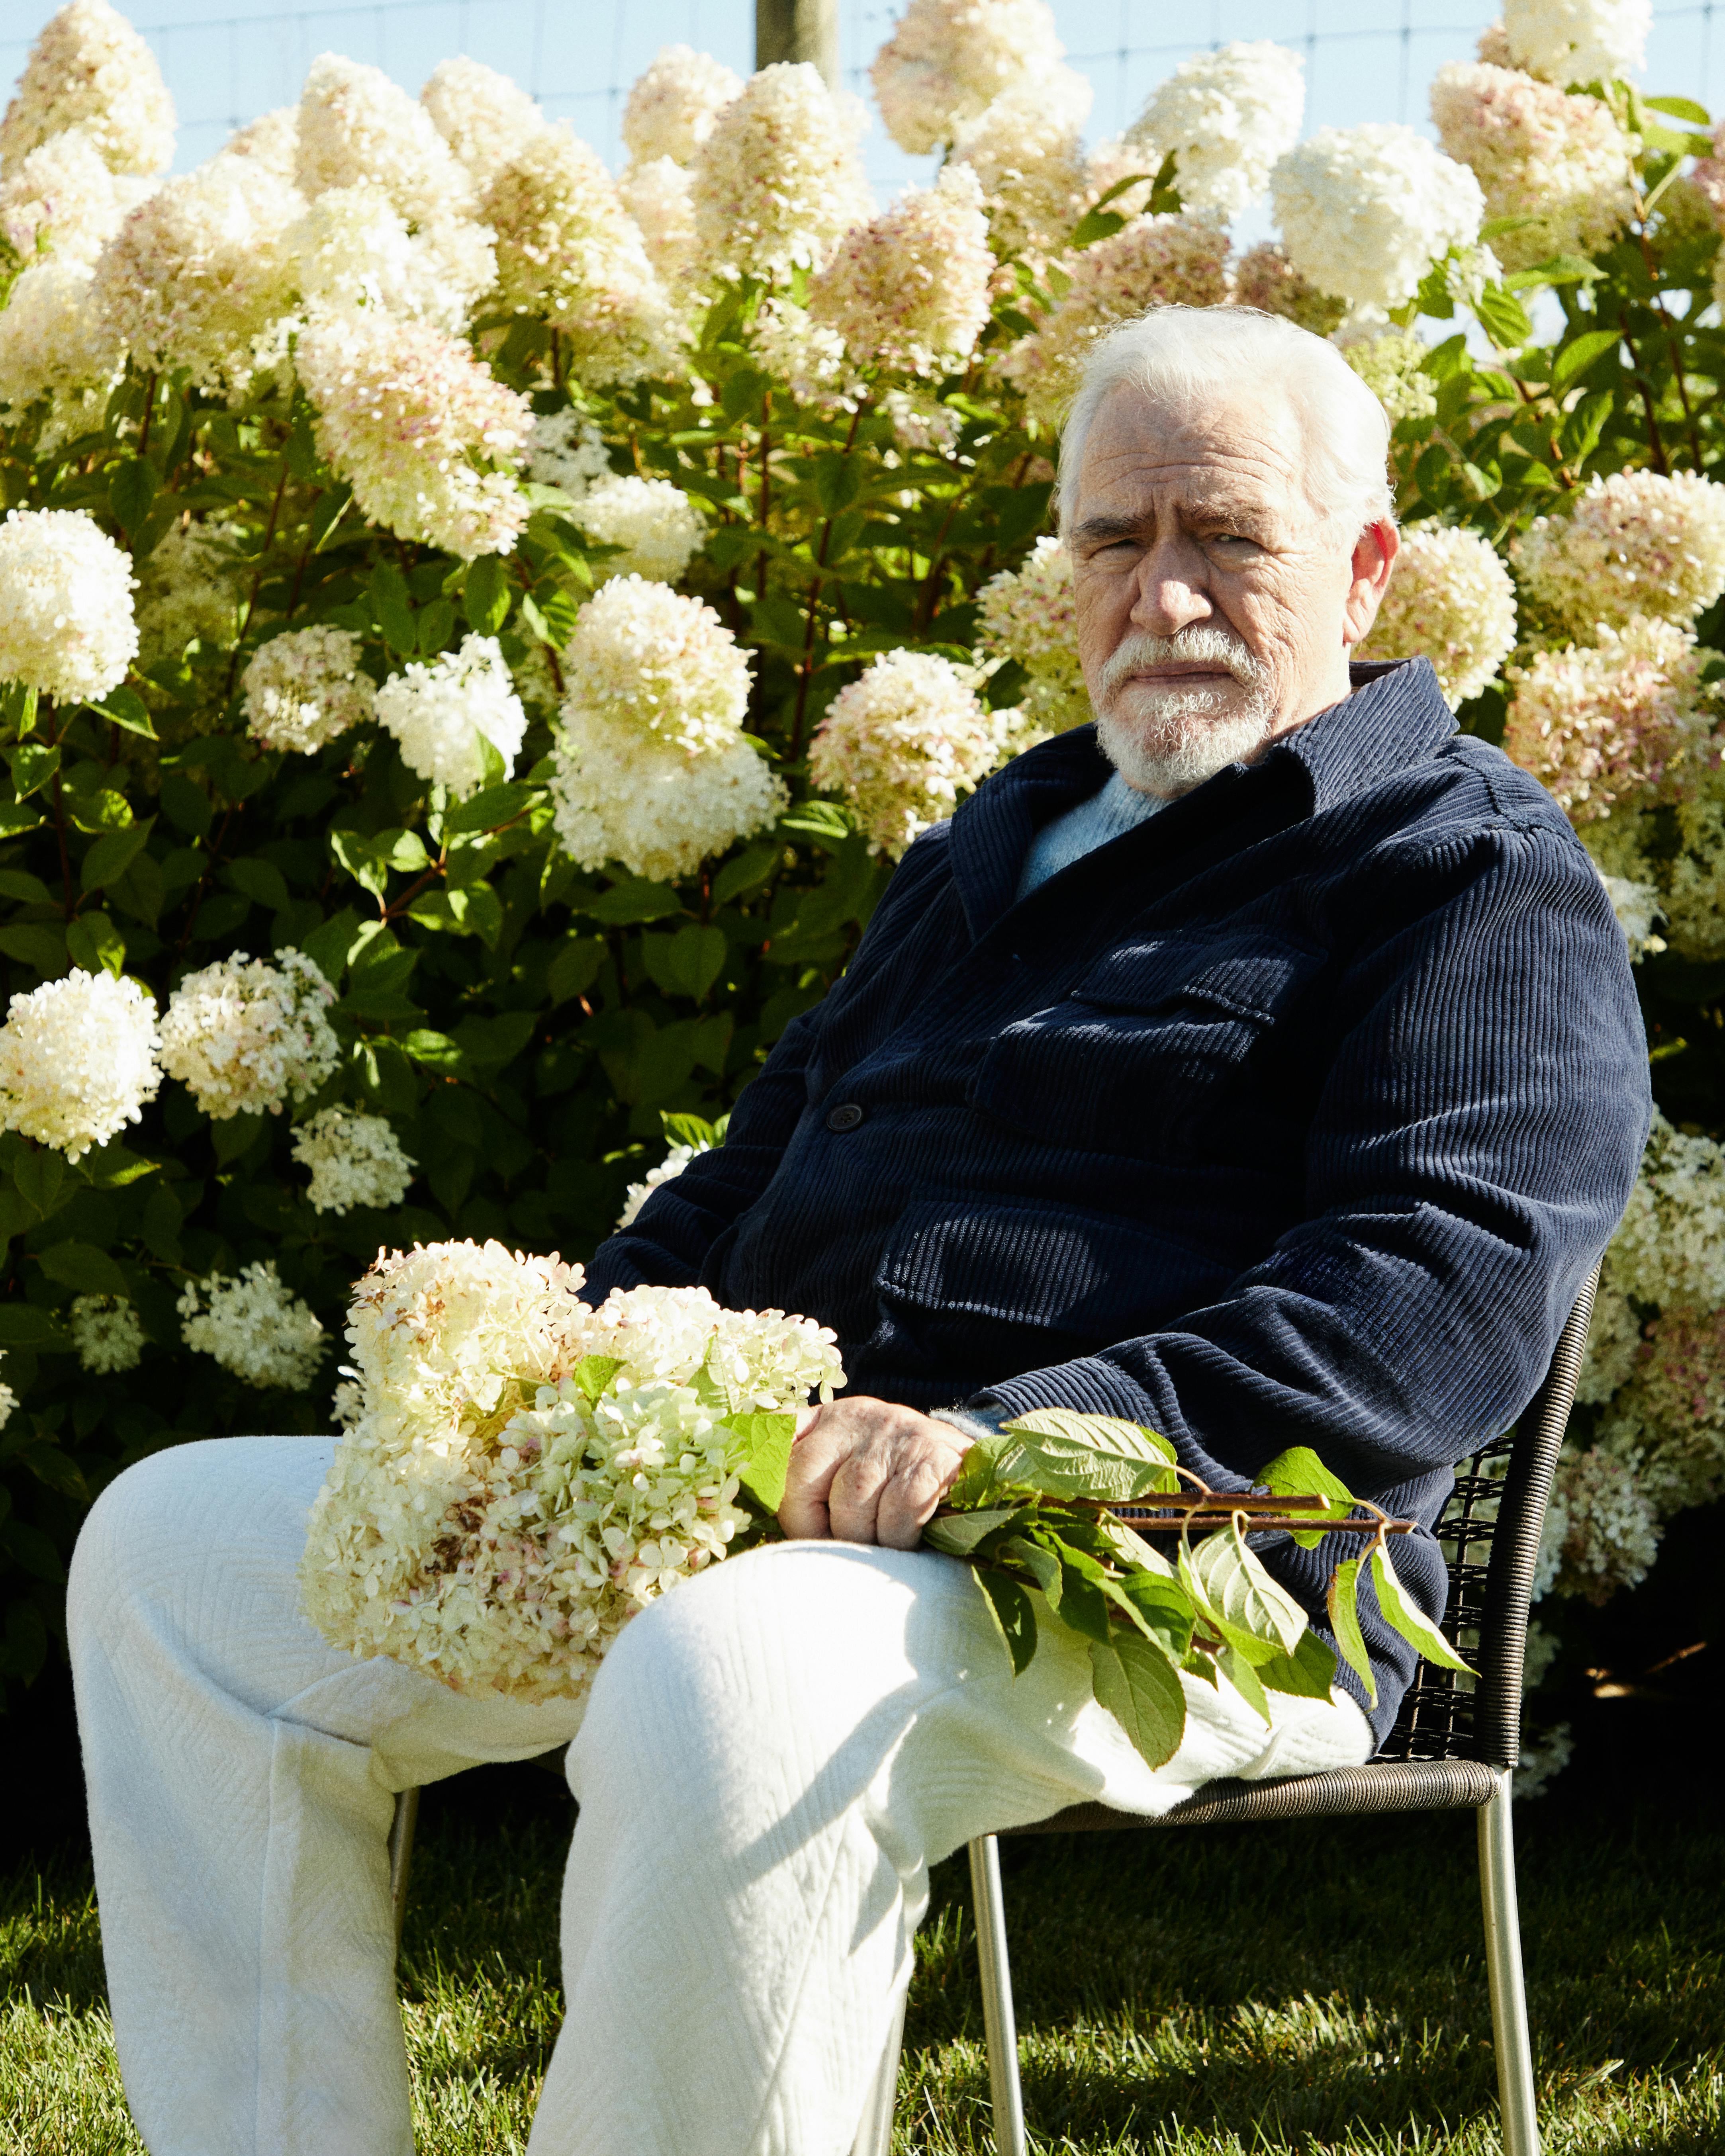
[4, 1, 1724, 194]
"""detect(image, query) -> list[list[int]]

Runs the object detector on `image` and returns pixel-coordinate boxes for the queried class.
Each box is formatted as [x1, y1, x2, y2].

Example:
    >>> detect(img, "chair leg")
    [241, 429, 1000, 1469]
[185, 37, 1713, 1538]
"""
[969, 1835, 1028, 2156]
[850, 1983, 908, 2156]
[388, 1786, 419, 1950]
[1477, 1770, 1541, 2156]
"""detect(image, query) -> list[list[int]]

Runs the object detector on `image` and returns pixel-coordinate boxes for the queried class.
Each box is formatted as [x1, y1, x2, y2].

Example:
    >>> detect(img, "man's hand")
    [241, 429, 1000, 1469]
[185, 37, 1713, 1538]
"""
[779, 1397, 971, 1549]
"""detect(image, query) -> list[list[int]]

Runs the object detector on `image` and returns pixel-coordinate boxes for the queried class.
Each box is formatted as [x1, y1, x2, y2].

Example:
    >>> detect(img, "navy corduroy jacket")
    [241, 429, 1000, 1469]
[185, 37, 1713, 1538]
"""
[585, 657, 1652, 1739]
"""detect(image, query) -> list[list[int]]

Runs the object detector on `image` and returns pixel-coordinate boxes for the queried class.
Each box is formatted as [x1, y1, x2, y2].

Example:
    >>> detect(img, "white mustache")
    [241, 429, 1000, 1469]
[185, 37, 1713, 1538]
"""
[1100, 628, 1267, 698]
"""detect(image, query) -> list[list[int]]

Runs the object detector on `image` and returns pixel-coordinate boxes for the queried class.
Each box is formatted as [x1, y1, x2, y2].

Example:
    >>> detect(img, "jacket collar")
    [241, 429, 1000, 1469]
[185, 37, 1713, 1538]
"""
[946, 657, 1457, 939]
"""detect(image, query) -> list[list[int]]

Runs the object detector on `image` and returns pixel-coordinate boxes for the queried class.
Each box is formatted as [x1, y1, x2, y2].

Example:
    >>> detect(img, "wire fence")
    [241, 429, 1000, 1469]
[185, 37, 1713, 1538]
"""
[3, 0, 1721, 187]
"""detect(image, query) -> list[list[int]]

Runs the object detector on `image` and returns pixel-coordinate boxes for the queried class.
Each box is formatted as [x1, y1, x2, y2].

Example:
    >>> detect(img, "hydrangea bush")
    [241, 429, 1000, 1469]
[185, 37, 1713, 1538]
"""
[0, 0, 1720, 1768]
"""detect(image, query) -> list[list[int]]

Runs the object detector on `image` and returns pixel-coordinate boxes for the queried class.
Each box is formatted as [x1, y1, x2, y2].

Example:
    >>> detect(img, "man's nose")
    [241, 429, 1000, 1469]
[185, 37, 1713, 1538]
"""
[1128, 539, 1212, 638]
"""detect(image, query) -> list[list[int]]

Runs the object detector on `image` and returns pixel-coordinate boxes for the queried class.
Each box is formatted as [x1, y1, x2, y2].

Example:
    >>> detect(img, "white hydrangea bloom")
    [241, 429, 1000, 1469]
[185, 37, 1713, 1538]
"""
[0, 1361, 15, 1429]
[1534, 1441, 1660, 1601]
[1575, 1257, 1643, 1404]
[69, 1292, 144, 1374]
[295, 304, 531, 560]
[0, 126, 150, 266]
[220, 106, 300, 180]
[999, 215, 1233, 432]
[880, 387, 963, 454]
[1514, 470, 1725, 638]
[689, 63, 874, 285]
[617, 1139, 712, 1229]
[558, 576, 752, 756]
[527, 408, 612, 497]
[333, 1376, 364, 1429]
[870, 0, 1065, 156]
[1232, 239, 1347, 335]
[1604, 1305, 1725, 1515]
[1611, 1109, 1725, 1310]
[291, 1105, 416, 1214]
[374, 634, 527, 797]
[90, 156, 303, 392]
[0, 0, 174, 178]
[621, 45, 742, 166]
[617, 156, 699, 288]
[420, 56, 540, 190]
[1514, 1723, 1574, 1798]
[551, 722, 786, 883]
[1503, 615, 1719, 824]
[1338, 326, 1438, 426]
[0, 505, 137, 701]
[747, 294, 853, 409]
[1356, 523, 1518, 710]
[1598, 871, 1665, 961]
[807, 163, 994, 378]
[134, 520, 241, 663]
[977, 538, 1088, 736]
[283, 183, 496, 334]
[951, 72, 1091, 262]
[482, 126, 674, 387]
[1126, 41, 1305, 218]
[300, 1243, 842, 1699]
[808, 649, 1003, 857]
[296, 51, 474, 223]
[1504, 0, 1649, 84]
[0, 259, 127, 433]
[0, 968, 161, 1160]
[242, 625, 376, 753]
[160, 949, 340, 1121]
[1430, 60, 1635, 274]
[179, 1262, 326, 1391]
[1271, 124, 1485, 309]
[572, 475, 705, 584]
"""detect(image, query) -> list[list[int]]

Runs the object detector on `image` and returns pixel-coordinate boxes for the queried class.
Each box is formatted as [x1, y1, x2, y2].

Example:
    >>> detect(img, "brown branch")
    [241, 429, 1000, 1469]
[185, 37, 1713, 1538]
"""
[1619, 323, 1671, 476]
[1634, 211, 1706, 471]
[225, 455, 294, 695]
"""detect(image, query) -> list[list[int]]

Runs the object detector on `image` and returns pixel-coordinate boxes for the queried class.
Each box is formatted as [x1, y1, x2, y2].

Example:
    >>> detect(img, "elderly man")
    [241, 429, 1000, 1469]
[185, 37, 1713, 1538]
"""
[71, 305, 1649, 2156]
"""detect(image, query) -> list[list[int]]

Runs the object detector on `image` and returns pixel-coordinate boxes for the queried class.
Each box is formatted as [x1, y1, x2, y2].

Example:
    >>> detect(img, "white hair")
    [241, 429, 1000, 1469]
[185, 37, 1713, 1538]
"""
[1056, 305, 1395, 541]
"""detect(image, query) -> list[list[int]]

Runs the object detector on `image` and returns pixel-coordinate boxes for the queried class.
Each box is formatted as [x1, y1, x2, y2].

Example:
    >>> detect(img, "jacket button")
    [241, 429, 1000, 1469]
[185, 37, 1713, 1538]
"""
[826, 1102, 865, 1133]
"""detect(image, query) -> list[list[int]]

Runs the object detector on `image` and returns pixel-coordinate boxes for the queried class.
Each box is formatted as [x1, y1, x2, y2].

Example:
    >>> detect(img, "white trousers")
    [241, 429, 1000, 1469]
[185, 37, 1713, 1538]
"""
[69, 1434, 1372, 2156]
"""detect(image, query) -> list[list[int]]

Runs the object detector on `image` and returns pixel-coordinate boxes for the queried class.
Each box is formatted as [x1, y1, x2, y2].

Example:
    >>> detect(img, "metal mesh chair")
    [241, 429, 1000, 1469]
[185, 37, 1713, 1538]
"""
[389, 1267, 1595, 2156]
[847, 1264, 1599, 2156]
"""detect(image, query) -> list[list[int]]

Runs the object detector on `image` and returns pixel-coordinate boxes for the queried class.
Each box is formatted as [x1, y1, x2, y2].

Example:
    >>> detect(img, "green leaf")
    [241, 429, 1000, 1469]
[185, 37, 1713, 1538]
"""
[779, 799, 852, 844]
[1326, 1556, 1377, 1707]
[994, 1408, 1178, 1501]
[64, 911, 124, 977]
[370, 564, 417, 654]
[401, 1028, 466, 1073]
[0, 1304, 70, 1349]
[1089, 1632, 1187, 1768]
[641, 924, 728, 1001]
[546, 937, 604, 1007]
[464, 555, 512, 635]
[81, 816, 154, 894]
[0, 925, 68, 978]
[211, 1110, 266, 1166]
[1108, 1567, 1196, 1661]
[572, 1353, 624, 1403]
[922, 1505, 1025, 1557]
[78, 1141, 158, 1190]
[997, 1531, 1063, 1606]
[108, 456, 158, 535]
[225, 856, 292, 912]
[310, 485, 354, 551]
[1474, 285, 1534, 348]
[1646, 93, 1712, 123]
[8, 743, 59, 797]
[1180, 1523, 1308, 1665]
[973, 1566, 1038, 1675]
[417, 596, 456, 657]
[9, 1145, 65, 1218]
[443, 781, 540, 834]
[1369, 1545, 1473, 1676]
[89, 686, 156, 738]
[35, 1239, 128, 1296]
[1257, 1625, 1338, 1700]
[0, 1518, 65, 1583]
[1256, 1444, 1358, 1550]
[0, 870, 52, 905]
[1218, 1642, 1272, 1726]
[1551, 328, 1620, 392]
[713, 844, 779, 905]
[732, 1409, 797, 1513]
[579, 876, 682, 926]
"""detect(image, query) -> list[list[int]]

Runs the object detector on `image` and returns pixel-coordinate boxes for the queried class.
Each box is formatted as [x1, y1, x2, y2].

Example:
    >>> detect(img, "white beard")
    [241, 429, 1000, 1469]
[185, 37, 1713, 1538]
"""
[1093, 628, 1278, 798]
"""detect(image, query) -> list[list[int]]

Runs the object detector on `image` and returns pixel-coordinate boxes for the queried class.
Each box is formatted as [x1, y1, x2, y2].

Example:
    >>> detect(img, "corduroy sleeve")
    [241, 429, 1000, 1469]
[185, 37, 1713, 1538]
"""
[966, 819, 1652, 1502]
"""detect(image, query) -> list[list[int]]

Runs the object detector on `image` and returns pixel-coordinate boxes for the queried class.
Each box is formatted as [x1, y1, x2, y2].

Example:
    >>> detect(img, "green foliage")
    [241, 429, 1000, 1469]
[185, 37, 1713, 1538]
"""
[0, 257, 1072, 1707]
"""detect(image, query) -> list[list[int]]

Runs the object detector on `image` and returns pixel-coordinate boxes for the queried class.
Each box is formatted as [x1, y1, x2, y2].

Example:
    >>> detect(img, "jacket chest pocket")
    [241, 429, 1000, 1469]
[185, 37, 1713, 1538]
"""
[968, 933, 1326, 1161]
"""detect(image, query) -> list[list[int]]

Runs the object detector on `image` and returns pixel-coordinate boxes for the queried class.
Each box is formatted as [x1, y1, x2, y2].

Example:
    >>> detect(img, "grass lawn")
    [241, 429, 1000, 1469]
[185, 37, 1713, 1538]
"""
[3, 1749, 1721, 2156]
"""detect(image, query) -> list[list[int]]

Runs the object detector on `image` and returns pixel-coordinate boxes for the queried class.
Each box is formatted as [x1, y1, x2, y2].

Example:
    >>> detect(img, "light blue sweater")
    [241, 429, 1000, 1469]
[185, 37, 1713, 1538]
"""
[1013, 770, 1163, 900]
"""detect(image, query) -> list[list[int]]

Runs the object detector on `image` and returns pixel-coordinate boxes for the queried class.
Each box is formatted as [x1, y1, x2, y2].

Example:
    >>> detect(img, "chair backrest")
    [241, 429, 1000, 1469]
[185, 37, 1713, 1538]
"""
[1376, 1261, 1600, 1771]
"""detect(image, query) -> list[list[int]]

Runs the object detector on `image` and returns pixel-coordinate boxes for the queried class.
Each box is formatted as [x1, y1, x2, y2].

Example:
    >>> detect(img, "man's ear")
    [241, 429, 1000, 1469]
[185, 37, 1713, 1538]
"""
[1342, 519, 1400, 649]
